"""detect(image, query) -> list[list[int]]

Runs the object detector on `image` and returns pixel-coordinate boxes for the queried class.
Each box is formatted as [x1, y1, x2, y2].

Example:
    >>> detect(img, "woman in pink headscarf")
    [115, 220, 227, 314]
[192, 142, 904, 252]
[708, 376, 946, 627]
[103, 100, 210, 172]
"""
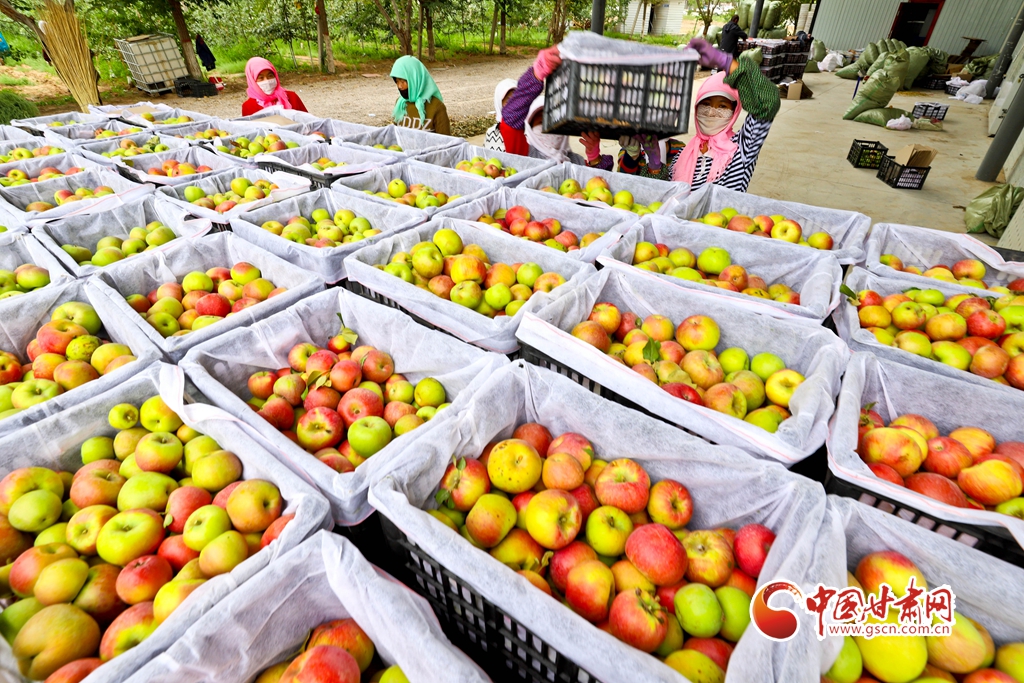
[618, 37, 780, 192]
[241, 57, 308, 116]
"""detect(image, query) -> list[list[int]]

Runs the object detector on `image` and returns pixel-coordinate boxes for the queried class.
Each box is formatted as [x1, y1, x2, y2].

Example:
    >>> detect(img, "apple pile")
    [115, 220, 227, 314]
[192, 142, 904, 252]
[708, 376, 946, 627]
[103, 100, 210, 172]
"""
[879, 254, 1023, 295]
[476, 205, 604, 253]
[169, 127, 232, 142]
[0, 165, 85, 188]
[141, 158, 215, 178]
[538, 176, 660, 215]
[213, 133, 301, 159]
[365, 178, 460, 210]
[0, 395, 294, 681]
[253, 617, 405, 682]
[433, 422, 776, 679]
[858, 406, 1024, 515]
[95, 137, 172, 159]
[125, 263, 287, 338]
[696, 208, 834, 250]
[24, 186, 116, 213]
[59, 221, 178, 268]
[0, 301, 138, 420]
[852, 287, 1024, 390]
[92, 127, 145, 139]
[0, 144, 66, 163]
[246, 331, 449, 467]
[145, 114, 193, 125]
[0, 264, 50, 299]
[260, 206, 379, 249]
[370, 143, 403, 152]
[180, 177, 279, 214]
[46, 120, 86, 127]
[571, 303, 804, 432]
[631, 242, 800, 304]
[381, 228, 567, 318]
[454, 155, 517, 179]
[824, 549, 1024, 683]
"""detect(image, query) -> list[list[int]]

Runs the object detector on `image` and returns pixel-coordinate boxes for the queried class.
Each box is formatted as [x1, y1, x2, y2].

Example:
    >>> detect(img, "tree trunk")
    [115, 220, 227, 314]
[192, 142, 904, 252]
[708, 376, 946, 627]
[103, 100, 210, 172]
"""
[549, 0, 568, 43]
[315, 0, 335, 74]
[417, 0, 423, 58]
[488, 2, 498, 54]
[168, 0, 202, 78]
[499, 3, 506, 55]
[426, 4, 435, 61]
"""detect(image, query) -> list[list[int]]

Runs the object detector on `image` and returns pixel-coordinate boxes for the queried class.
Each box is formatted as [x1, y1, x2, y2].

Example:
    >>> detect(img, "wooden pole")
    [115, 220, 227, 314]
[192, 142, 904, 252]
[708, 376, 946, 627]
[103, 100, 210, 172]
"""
[488, 1, 498, 54]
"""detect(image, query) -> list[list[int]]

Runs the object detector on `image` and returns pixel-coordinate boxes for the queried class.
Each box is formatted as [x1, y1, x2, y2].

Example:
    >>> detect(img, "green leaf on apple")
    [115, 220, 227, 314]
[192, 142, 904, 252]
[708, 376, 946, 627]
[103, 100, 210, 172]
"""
[540, 551, 553, 568]
[434, 489, 450, 507]
[840, 284, 858, 304]
[335, 314, 359, 345]
[163, 514, 173, 528]
[313, 373, 331, 390]
[305, 370, 323, 387]
[456, 457, 466, 471]
[642, 339, 661, 364]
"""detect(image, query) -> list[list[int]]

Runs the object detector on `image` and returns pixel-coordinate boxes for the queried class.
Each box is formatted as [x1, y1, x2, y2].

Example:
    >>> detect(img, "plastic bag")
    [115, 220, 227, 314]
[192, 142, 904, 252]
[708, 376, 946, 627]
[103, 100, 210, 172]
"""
[230, 104, 321, 128]
[0, 230, 74, 302]
[76, 130, 192, 167]
[251, 140, 396, 181]
[179, 287, 509, 524]
[119, 532, 488, 683]
[436, 184, 635, 263]
[157, 118, 261, 146]
[337, 123, 462, 159]
[346, 216, 596, 354]
[113, 144, 246, 186]
[517, 266, 849, 464]
[964, 183, 1024, 238]
[518, 160, 691, 215]
[826, 352, 1024, 551]
[885, 114, 913, 130]
[903, 45, 930, 88]
[11, 111, 107, 134]
[843, 49, 909, 120]
[912, 117, 943, 130]
[229, 185, 426, 283]
[118, 107, 213, 128]
[665, 183, 871, 264]
[955, 79, 988, 102]
[92, 231, 325, 362]
[557, 30, 699, 67]
[279, 117, 376, 141]
[88, 101, 175, 119]
[851, 107, 909, 126]
[598, 214, 843, 322]
[0, 124, 38, 141]
[0, 362, 332, 683]
[0, 167, 153, 225]
[369, 360, 830, 683]
[812, 38, 827, 62]
[821, 53, 846, 72]
[411, 141, 555, 188]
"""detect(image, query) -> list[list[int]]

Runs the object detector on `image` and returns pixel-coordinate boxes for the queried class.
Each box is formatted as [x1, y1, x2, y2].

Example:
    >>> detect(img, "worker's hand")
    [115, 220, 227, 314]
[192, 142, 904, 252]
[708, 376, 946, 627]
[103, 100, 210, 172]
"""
[638, 134, 662, 170]
[580, 131, 602, 163]
[534, 46, 562, 80]
[618, 135, 641, 158]
[687, 36, 733, 72]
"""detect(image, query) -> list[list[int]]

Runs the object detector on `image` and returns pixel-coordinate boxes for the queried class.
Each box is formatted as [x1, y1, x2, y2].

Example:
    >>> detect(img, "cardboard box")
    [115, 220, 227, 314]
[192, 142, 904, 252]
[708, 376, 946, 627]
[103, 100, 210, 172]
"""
[894, 144, 937, 168]
[787, 80, 803, 100]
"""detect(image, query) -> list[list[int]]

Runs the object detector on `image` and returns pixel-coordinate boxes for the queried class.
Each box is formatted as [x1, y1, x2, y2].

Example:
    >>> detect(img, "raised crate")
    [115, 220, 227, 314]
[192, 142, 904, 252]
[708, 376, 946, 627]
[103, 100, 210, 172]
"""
[783, 63, 805, 77]
[918, 73, 951, 90]
[911, 101, 949, 120]
[847, 139, 889, 169]
[542, 32, 697, 138]
[173, 76, 218, 98]
[946, 81, 962, 95]
[761, 52, 785, 67]
[115, 33, 188, 95]
[877, 154, 930, 189]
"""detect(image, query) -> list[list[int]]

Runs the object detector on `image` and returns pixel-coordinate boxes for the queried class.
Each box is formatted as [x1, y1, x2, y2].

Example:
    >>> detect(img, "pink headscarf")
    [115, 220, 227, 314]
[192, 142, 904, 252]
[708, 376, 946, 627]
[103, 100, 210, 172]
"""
[672, 72, 741, 185]
[245, 57, 292, 110]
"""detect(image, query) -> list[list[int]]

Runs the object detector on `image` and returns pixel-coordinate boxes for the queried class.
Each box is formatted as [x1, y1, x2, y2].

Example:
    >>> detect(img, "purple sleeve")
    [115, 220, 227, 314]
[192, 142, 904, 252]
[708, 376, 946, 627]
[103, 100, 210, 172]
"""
[501, 67, 544, 132]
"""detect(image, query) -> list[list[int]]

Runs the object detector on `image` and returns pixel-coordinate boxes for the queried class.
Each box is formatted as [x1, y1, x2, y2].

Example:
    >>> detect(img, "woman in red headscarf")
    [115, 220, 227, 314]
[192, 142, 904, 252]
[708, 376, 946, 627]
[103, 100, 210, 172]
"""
[241, 57, 308, 116]
[618, 37, 780, 193]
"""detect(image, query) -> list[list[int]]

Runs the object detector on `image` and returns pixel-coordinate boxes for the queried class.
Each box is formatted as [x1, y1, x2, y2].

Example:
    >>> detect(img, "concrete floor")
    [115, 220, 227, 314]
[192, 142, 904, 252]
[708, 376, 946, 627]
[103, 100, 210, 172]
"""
[469, 71, 998, 236]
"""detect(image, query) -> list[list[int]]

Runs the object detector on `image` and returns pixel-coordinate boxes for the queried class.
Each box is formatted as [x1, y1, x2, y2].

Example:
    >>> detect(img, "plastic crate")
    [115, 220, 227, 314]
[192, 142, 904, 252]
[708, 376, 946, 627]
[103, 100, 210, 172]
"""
[877, 154, 930, 189]
[173, 76, 218, 98]
[946, 81, 962, 95]
[783, 63, 805, 77]
[380, 514, 600, 683]
[786, 51, 809, 64]
[824, 470, 1024, 568]
[847, 139, 888, 169]
[542, 36, 697, 138]
[339, 279, 523, 361]
[761, 53, 785, 67]
[918, 73, 951, 90]
[911, 101, 949, 120]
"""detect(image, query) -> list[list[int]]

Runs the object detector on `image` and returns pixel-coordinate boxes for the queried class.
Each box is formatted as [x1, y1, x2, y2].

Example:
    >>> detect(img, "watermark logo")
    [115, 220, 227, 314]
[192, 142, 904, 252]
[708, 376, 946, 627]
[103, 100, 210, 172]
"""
[751, 577, 956, 642]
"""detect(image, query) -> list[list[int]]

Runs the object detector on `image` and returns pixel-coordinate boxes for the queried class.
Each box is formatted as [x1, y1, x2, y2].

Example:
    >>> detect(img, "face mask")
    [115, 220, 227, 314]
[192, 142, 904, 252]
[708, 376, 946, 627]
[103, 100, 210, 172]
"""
[257, 78, 277, 95]
[696, 103, 733, 136]
[398, 87, 409, 100]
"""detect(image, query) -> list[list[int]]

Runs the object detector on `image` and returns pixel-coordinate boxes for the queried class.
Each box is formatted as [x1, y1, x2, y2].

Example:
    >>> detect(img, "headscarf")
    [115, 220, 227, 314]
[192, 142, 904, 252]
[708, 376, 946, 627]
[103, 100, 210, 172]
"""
[390, 55, 443, 123]
[672, 72, 742, 185]
[493, 78, 517, 123]
[524, 96, 571, 163]
[244, 57, 292, 110]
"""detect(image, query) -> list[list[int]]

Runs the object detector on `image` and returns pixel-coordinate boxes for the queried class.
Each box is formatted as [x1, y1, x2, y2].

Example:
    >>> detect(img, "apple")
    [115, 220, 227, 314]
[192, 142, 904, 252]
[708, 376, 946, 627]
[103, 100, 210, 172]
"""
[674, 583, 724, 638]
[625, 523, 687, 585]
[486, 439, 542, 494]
[733, 523, 774, 578]
[682, 530, 734, 587]
[565, 559, 615, 623]
[13, 604, 100, 679]
[523, 489, 582, 550]
[99, 601, 157, 661]
[646, 479, 692, 529]
[585, 505, 633, 556]
[608, 588, 668, 653]
[594, 459, 650, 514]
[280, 644, 360, 683]
[307, 618, 376, 672]
[855, 550, 927, 598]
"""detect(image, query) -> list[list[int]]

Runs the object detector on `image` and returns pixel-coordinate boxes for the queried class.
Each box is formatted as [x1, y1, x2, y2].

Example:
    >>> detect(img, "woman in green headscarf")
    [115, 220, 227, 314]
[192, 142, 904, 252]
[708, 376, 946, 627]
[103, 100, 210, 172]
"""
[390, 55, 451, 135]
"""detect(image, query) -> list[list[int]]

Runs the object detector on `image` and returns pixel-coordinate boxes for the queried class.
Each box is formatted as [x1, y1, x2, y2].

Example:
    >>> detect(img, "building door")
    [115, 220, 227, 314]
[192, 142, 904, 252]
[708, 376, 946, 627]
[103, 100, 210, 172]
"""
[890, 0, 942, 46]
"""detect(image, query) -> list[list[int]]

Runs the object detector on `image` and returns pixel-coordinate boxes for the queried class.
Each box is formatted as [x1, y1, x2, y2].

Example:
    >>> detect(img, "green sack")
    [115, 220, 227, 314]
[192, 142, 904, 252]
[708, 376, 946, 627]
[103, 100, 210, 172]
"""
[858, 43, 880, 70]
[866, 51, 889, 77]
[843, 49, 909, 120]
[741, 46, 763, 66]
[926, 46, 949, 74]
[707, 25, 722, 45]
[738, 0, 752, 29]
[764, 1, 781, 29]
[812, 39, 826, 62]
[835, 63, 861, 79]
[805, 59, 820, 73]
[965, 184, 1024, 239]
[904, 46, 930, 89]
[853, 107, 910, 126]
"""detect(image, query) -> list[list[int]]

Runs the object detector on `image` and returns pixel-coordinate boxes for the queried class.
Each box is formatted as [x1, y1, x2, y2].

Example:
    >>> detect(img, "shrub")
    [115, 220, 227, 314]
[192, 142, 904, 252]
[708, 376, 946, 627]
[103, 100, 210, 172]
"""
[0, 90, 38, 124]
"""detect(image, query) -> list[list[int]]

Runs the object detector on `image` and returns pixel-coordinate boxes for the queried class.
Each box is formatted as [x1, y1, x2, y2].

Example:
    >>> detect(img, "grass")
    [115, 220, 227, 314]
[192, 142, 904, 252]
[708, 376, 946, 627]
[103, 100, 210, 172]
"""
[0, 75, 30, 86]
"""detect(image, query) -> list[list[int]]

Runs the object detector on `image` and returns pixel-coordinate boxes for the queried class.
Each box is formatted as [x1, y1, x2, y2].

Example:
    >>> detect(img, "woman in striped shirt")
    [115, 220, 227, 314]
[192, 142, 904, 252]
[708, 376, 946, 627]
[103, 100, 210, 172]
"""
[619, 37, 781, 193]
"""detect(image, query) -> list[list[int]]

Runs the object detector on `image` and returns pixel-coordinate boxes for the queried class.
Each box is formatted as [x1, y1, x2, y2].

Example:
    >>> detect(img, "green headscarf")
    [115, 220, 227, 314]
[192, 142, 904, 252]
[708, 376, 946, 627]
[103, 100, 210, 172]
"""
[390, 55, 443, 123]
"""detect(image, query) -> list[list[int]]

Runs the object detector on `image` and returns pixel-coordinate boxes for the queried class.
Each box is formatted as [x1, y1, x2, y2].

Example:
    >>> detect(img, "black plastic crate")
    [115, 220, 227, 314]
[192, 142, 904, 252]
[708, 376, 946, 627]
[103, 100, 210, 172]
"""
[786, 51, 809, 64]
[543, 57, 696, 138]
[340, 279, 523, 360]
[877, 154, 930, 189]
[918, 73, 951, 90]
[783, 63, 805, 77]
[761, 53, 785, 67]
[173, 76, 218, 98]
[994, 245, 1024, 262]
[824, 470, 1024, 568]
[379, 514, 599, 683]
[946, 81, 962, 96]
[911, 101, 949, 120]
[847, 139, 888, 169]
[255, 158, 336, 190]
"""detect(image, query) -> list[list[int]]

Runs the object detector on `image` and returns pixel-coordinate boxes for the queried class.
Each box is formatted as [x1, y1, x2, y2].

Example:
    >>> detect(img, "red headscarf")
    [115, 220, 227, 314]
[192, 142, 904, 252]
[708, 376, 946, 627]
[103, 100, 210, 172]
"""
[245, 57, 292, 110]
[672, 72, 741, 185]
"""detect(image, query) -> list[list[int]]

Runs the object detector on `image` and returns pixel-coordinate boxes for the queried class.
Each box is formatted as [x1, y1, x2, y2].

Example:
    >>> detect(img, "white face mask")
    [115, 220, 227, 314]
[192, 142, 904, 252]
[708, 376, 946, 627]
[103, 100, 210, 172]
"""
[257, 78, 277, 95]
[696, 103, 733, 136]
